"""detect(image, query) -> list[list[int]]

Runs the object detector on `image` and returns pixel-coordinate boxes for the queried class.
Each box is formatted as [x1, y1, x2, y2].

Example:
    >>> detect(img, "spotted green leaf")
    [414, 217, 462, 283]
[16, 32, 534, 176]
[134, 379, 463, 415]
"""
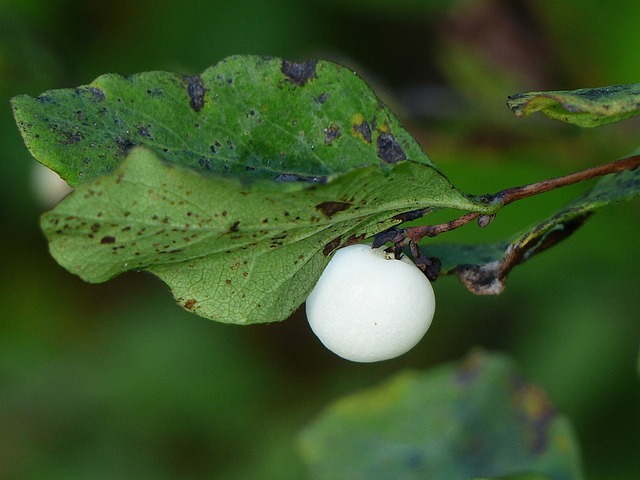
[12, 55, 433, 187]
[507, 83, 640, 127]
[429, 158, 640, 294]
[299, 351, 584, 480]
[41, 147, 491, 324]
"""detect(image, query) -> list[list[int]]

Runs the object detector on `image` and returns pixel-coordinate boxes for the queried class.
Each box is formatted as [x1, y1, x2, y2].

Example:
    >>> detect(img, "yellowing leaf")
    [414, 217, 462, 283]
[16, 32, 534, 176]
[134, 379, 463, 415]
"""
[507, 84, 640, 127]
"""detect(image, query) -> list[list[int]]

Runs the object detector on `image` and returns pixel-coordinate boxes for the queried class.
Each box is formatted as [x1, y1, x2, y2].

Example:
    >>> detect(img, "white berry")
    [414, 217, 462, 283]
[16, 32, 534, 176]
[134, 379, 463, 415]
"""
[305, 244, 436, 362]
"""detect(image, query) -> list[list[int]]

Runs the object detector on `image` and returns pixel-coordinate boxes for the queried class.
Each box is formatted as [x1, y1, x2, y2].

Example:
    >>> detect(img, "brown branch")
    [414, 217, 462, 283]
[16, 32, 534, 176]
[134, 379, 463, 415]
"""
[493, 154, 640, 207]
[406, 212, 480, 242]
[404, 154, 640, 243]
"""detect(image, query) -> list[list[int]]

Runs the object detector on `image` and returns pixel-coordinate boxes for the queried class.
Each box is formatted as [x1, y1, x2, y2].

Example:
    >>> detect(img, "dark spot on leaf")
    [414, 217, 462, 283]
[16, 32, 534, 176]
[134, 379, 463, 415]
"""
[199, 157, 212, 171]
[37, 94, 55, 104]
[184, 75, 206, 112]
[183, 299, 197, 310]
[61, 130, 83, 145]
[100, 236, 116, 244]
[316, 201, 352, 218]
[281, 59, 317, 86]
[88, 87, 105, 101]
[392, 209, 430, 223]
[276, 173, 327, 183]
[574, 85, 621, 99]
[315, 92, 329, 104]
[137, 125, 152, 138]
[377, 132, 406, 163]
[456, 261, 506, 295]
[323, 124, 341, 145]
[230, 221, 240, 232]
[115, 137, 135, 156]
[372, 228, 403, 248]
[323, 236, 342, 255]
[344, 233, 365, 246]
[352, 120, 372, 143]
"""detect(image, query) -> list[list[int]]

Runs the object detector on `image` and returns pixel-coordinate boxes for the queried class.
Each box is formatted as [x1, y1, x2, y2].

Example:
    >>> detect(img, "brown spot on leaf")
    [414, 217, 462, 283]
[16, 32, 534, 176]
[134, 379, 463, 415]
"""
[324, 123, 341, 145]
[344, 233, 365, 246]
[183, 298, 197, 310]
[316, 201, 352, 218]
[282, 59, 317, 86]
[100, 235, 116, 244]
[352, 120, 372, 143]
[377, 132, 406, 163]
[323, 236, 342, 255]
[456, 259, 507, 295]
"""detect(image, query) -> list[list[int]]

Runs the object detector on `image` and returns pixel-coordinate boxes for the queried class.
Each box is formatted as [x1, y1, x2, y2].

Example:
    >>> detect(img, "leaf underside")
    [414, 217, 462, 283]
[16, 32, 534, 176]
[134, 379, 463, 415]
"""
[41, 147, 487, 325]
[430, 160, 640, 294]
[507, 83, 640, 127]
[15, 55, 496, 324]
[299, 350, 584, 480]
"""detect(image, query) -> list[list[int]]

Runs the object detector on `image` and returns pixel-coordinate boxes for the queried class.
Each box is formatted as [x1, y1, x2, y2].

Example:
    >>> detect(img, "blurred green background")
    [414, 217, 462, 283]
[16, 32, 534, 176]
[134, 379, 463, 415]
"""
[1, 1, 638, 478]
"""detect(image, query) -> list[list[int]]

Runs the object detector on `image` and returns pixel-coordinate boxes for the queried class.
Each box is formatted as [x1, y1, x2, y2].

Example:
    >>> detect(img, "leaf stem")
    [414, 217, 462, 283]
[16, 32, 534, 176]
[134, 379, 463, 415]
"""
[405, 154, 640, 243]
[493, 154, 640, 206]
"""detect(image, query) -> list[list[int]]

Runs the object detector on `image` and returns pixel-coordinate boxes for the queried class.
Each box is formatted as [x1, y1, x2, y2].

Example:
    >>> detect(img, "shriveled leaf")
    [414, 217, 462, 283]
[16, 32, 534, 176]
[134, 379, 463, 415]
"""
[299, 351, 584, 480]
[507, 83, 640, 127]
[42, 147, 490, 324]
[12, 55, 433, 187]
[429, 160, 640, 294]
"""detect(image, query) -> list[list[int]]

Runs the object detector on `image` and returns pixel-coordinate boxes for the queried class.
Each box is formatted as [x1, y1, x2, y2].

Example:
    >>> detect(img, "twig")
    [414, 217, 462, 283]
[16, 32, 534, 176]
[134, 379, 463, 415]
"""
[404, 154, 640, 243]
[493, 154, 640, 207]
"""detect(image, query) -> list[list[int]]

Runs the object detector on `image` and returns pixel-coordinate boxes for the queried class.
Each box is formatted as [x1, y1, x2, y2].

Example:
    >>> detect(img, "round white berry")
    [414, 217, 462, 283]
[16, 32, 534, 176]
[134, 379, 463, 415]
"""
[305, 244, 436, 362]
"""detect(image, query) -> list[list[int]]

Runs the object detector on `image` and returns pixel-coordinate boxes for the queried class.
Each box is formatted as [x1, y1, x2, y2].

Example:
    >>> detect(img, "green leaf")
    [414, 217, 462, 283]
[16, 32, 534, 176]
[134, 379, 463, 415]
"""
[12, 55, 434, 187]
[299, 351, 584, 480]
[41, 147, 490, 324]
[507, 83, 640, 127]
[429, 160, 640, 294]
